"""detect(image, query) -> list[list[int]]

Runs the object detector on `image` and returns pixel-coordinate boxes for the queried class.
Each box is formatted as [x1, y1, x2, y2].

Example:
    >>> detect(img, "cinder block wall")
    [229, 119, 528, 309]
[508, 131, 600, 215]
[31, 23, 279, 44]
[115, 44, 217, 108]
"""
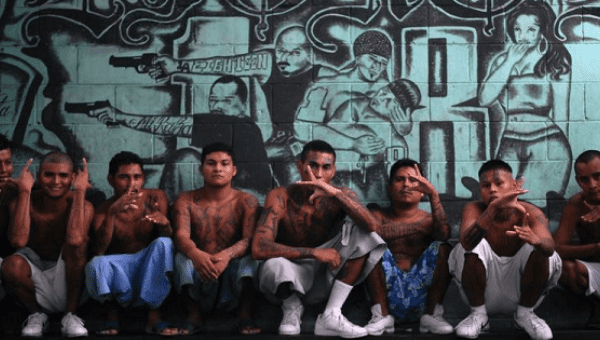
[1, 0, 598, 235]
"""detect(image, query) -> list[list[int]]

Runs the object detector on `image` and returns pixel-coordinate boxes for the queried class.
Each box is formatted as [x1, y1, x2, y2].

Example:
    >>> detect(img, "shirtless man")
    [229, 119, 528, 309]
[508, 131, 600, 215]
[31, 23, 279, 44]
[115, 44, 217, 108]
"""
[449, 160, 561, 340]
[1, 152, 93, 337]
[172, 142, 262, 336]
[554, 150, 600, 327]
[364, 159, 452, 336]
[252, 140, 386, 338]
[84, 151, 177, 336]
[0, 134, 17, 300]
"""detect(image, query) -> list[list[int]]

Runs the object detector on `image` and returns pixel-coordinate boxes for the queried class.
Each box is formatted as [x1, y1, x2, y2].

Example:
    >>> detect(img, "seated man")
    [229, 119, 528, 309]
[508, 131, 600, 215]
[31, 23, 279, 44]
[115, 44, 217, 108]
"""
[85, 151, 177, 336]
[365, 159, 452, 335]
[1, 152, 93, 337]
[0, 134, 17, 301]
[449, 160, 561, 340]
[554, 149, 600, 327]
[172, 142, 262, 336]
[252, 140, 387, 338]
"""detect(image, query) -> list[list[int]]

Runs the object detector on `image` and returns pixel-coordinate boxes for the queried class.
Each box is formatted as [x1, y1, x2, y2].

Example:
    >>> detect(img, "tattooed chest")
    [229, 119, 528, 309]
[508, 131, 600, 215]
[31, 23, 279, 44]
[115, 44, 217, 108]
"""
[190, 209, 241, 252]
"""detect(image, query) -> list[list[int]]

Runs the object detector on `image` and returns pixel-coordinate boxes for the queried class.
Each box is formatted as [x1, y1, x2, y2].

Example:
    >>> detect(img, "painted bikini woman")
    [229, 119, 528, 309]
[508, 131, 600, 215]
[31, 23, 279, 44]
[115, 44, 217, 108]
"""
[478, 1, 572, 200]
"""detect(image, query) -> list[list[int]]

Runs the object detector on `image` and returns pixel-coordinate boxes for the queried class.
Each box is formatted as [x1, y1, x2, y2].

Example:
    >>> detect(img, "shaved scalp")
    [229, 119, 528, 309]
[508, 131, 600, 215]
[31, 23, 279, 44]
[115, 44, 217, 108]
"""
[40, 151, 74, 173]
[575, 150, 600, 174]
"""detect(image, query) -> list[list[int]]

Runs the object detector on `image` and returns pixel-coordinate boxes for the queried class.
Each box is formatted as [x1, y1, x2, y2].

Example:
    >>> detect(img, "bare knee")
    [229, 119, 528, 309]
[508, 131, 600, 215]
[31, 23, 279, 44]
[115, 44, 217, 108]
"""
[1, 254, 32, 285]
[560, 260, 588, 295]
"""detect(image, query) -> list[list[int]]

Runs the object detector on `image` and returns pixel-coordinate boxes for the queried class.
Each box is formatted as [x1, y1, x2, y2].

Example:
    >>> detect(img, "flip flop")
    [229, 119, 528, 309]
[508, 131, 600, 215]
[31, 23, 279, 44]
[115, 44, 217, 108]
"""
[238, 318, 261, 335]
[178, 320, 205, 336]
[96, 321, 119, 336]
[146, 321, 178, 337]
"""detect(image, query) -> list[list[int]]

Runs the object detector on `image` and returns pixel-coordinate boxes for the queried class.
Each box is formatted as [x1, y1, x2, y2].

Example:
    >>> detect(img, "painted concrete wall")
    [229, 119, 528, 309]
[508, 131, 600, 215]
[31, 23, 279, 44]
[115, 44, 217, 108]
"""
[1, 0, 597, 236]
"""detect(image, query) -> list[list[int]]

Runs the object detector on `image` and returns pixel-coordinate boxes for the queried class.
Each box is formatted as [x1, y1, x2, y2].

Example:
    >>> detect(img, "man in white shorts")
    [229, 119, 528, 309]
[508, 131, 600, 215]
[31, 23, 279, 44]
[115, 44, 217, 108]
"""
[1, 152, 94, 337]
[252, 140, 386, 338]
[449, 160, 561, 340]
[554, 150, 600, 328]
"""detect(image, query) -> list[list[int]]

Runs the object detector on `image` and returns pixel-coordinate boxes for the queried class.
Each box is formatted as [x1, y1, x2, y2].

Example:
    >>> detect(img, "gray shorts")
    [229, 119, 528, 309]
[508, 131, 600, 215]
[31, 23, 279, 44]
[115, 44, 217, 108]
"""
[259, 219, 386, 305]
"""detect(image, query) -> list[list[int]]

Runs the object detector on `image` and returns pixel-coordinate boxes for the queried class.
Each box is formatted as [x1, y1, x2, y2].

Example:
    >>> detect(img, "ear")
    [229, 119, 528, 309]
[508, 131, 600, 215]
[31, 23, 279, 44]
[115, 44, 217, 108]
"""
[296, 159, 304, 174]
[232, 165, 238, 178]
[107, 174, 114, 187]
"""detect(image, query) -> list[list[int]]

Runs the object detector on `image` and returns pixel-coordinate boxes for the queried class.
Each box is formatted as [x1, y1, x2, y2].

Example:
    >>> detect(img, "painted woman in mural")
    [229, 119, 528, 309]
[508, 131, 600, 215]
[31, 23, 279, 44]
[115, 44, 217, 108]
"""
[478, 0, 572, 200]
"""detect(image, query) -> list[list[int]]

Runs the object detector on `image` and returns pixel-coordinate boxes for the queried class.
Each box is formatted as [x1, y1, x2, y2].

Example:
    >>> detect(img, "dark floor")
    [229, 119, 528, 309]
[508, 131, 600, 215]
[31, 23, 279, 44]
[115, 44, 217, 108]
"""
[1, 282, 598, 339]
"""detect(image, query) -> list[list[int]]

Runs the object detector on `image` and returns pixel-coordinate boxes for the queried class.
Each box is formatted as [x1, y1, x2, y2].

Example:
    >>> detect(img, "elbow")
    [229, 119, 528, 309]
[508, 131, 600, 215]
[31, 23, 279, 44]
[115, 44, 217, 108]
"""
[65, 234, 89, 249]
[10, 238, 27, 250]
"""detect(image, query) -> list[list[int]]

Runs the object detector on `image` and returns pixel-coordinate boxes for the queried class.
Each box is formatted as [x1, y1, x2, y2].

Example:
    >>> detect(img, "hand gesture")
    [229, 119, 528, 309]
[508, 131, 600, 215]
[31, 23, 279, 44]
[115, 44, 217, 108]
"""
[582, 200, 600, 223]
[89, 104, 117, 125]
[352, 135, 385, 156]
[489, 178, 528, 214]
[72, 158, 92, 192]
[108, 186, 142, 216]
[192, 250, 219, 282]
[506, 40, 530, 62]
[143, 201, 170, 226]
[150, 55, 177, 82]
[295, 165, 340, 204]
[210, 251, 231, 278]
[313, 248, 342, 270]
[15, 159, 35, 192]
[506, 213, 542, 246]
[409, 164, 436, 196]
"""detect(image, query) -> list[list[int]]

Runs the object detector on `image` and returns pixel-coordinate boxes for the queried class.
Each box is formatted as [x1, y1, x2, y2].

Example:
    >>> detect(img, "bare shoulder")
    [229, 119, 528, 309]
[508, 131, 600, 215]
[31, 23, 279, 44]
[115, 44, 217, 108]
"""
[173, 190, 196, 206]
[463, 201, 486, 214]
[565, 192, 586, 214]
[234, 190, 260, 208]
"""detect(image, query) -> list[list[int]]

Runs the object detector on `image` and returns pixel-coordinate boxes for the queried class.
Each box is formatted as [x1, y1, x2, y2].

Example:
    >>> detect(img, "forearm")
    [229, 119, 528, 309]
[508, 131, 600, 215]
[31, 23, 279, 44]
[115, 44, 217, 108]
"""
[478, 63, 512, 106]
[378, 220, 431, 240]
[253, 237, 315, 260]
[114, 113, 193, 137]
[534, 237, 555, 257]
[66, 190, 88, 246]
[94, 216, 116, 256]
[334, 191, 378, 232]
[556, 243, 600, 260]
[221, 238, 250, 259]
[429, 192, 450, 240]
[459, 222, 487, 251]
[9, 191, 31, 248]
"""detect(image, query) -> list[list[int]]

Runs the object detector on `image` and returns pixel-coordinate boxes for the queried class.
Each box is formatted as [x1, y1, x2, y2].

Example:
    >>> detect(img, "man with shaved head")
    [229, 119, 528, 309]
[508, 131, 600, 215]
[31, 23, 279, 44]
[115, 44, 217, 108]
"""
[1, 152, 94, 337]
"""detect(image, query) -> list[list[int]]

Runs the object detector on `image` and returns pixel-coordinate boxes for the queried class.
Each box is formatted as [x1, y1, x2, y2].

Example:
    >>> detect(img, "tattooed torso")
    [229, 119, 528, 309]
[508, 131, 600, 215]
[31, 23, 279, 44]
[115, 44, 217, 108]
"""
[182, 189, 258, 254]
[370, 205, 434, 271]
[103, 189, 163, 255]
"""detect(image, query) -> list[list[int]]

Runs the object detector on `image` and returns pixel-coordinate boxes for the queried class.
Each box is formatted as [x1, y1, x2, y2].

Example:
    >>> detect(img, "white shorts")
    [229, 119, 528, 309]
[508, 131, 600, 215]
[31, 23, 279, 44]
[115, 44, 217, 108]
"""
[578, 260, 600, 297]
[449, 239, 562, 315]
[15, 247, 87, 313]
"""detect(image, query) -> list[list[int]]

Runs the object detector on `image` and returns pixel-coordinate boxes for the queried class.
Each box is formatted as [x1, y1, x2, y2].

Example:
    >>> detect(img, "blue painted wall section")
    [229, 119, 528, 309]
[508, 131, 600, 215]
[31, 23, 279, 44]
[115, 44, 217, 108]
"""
[1, 0, 597, 235]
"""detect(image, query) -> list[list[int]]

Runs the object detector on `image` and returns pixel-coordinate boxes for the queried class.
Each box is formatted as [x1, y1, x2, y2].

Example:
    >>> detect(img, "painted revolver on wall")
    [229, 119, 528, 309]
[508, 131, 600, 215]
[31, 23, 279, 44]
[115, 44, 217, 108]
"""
[108, 54, 167, 81]
[65, 100, 119, 127]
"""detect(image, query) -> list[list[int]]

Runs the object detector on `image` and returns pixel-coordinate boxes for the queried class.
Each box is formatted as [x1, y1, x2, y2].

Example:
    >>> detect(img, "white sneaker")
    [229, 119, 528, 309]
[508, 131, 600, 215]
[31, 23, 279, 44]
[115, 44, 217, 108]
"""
[21, 312, 49, 337]
[61, 312, 88, 337]
[419, 304, 453, 334]
[455, 311, 489, 339]
[278, 302, 304, 335]
[314, 308, 368, 338]
[514, 310, 553, 340]
[364, 304, 395, 336]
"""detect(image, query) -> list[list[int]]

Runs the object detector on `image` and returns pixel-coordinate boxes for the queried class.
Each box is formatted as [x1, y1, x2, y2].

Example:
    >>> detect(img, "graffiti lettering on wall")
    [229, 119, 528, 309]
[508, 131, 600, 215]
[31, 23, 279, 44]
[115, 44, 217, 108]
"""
[2, 0, 600, 232]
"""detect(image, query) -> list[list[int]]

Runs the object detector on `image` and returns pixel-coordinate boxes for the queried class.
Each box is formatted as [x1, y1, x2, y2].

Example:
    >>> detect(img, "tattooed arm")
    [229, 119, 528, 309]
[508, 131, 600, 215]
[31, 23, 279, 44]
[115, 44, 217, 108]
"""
[216, 193, 260, 260]
[251, 188, 342, 268]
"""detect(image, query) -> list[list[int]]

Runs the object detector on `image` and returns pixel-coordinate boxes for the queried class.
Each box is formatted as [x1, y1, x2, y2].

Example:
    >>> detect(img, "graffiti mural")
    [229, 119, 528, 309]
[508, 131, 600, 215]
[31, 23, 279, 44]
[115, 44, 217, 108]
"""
[2, 0, 600, 233]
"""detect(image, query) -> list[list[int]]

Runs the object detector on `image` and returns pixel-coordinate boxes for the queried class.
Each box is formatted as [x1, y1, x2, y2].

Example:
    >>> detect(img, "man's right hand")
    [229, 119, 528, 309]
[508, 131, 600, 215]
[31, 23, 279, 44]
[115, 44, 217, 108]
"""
[192, 250, 219, 282]
[108, 187, 142, 216]
[16, 159, 34, 193]
[313, 248, 342, 270]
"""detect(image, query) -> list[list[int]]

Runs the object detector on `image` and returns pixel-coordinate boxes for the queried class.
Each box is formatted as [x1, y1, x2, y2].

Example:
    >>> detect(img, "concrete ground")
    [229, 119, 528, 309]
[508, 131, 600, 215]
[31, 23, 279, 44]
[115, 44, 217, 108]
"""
[1, 281, 598, 339]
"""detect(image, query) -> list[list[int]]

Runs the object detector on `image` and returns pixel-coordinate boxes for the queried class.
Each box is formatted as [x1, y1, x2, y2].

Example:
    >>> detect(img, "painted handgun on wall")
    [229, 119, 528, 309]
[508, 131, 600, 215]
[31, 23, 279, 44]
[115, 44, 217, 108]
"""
[65, 100, 119, 127]
[109, 54, 166, 81]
